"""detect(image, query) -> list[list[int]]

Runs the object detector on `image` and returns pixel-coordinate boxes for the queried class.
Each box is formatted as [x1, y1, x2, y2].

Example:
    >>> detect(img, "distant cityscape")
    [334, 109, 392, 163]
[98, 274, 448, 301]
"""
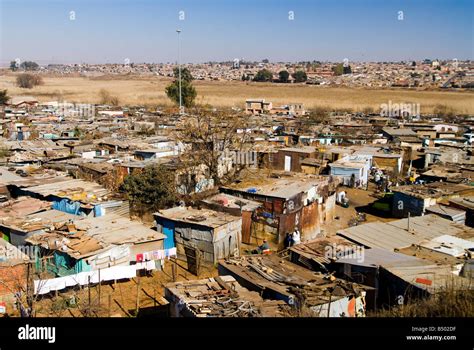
[5, 59, 470, 89]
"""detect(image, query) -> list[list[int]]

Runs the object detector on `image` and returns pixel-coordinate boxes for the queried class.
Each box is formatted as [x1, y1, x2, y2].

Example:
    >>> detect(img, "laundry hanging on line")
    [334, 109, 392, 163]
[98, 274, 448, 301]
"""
[135, 247, 177, 262]
[33, 260, 156, 295]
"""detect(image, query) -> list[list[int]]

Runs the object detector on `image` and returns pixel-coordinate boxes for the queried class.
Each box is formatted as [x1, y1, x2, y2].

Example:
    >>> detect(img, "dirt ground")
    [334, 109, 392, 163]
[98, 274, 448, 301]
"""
[32, 258, 218, 318]
[321, 184, 395, 236]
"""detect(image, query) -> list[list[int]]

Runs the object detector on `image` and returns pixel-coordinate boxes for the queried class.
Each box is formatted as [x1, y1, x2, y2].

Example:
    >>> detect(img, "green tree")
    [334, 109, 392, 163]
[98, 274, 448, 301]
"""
[20, 61, 39, 71]
[0, 90, 9, 105]
[332, 63, 344, 76]
[120, 164, 177, 212]
[165, 67, 196, 108]
[10, 61, 19, 71]
[173, 67, 193, 83]
[253, 69, 273, 82]
[278, 70, 290, 83]
[292, 70, 307, 83]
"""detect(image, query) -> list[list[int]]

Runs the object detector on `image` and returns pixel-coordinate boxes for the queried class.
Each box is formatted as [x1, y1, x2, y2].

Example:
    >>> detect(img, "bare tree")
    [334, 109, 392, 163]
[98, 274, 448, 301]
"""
[174, 108, 254, 188]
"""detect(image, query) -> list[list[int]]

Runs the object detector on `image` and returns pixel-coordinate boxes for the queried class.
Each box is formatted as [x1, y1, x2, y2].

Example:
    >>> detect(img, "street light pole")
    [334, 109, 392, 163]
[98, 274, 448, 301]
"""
[176, 29, 183, 115]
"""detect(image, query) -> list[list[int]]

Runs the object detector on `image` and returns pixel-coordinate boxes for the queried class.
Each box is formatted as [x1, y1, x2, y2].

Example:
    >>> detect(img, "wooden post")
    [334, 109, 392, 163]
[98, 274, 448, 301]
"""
[26, 262, 30, 309]
[327, 293, 332, 317]
[98, 269, 101, 310]
[88, 276, 91, 316]
[196, 249, 201, 276]
[135, 274, 141, 316]
[108, 294, 111, 318]
[172, 257, 176, 282]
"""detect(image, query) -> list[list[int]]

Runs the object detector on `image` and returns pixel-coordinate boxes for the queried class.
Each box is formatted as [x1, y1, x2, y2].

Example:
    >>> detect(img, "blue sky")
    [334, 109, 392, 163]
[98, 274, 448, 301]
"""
[0, 0, 472, 65]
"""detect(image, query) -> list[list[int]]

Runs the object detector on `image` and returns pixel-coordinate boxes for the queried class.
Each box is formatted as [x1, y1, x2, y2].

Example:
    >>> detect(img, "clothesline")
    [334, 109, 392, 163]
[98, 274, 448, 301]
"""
[34, 260, 156, 295]
[136, 247, 177, 262]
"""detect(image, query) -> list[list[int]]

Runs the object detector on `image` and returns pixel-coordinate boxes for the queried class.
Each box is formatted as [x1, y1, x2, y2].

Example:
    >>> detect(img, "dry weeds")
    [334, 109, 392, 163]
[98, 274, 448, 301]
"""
[0, 73, 472, 114]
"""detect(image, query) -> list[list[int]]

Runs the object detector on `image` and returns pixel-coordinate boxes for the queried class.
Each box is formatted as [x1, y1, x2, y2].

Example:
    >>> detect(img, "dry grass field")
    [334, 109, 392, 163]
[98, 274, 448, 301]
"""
[1, 73, 473, 114]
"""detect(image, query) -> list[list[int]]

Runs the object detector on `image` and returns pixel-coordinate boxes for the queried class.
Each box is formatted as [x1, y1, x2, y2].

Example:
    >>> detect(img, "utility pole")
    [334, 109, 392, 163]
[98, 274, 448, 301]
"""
[176, 29, 183, 115]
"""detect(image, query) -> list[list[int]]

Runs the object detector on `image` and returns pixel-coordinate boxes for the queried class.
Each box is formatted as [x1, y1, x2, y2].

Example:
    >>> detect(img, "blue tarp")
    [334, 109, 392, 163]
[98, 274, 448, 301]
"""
[52, 198, 81, 215]
[94, 204, 105, 217]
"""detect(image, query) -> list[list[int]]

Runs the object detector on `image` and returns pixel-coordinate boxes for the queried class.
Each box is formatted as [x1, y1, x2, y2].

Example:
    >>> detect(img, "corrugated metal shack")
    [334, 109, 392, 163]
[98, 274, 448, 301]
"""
[335, 247, 435, 309]
[288, 236, 356, 272]
[6, 209, 166, 277]
[449, 196, 474, 227]
[155, 207, 242, 265]
[0, 209, 78, 246]
[425, 204, 466, 224]
[7, 175, 114, 217]
[164, 276, 289, 317]
[200, 193, 261, 244]
[391, 182, 474, 218]
[218, 255, 369, 317]
[219, 170, 340, 248]
[337, 214, 474, 251]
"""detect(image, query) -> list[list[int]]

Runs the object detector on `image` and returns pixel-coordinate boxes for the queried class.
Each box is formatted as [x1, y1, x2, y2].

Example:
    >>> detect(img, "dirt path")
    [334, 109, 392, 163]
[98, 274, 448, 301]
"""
[322, 185, 394, 236]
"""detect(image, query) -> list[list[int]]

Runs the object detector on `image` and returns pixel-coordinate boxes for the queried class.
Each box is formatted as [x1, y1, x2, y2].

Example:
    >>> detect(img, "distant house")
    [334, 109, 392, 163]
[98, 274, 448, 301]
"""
[269, 147, 318, 172]
[7, 96, 39, 109]
[413, 127, 437, 139]
[10, 123, 31, 141]
[381, 127, 418, 141]
[134, 148, 176, 161]
[245, 99, 272, 115]
[433, 124, 459, 134]
[329, 155, 371, 189]
[97, 139, 130, 154]
[270, 103, 306, 116]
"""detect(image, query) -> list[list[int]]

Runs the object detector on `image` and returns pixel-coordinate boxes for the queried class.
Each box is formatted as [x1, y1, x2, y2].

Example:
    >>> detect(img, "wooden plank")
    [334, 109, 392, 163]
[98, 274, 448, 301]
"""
[215, 276, 231, 291]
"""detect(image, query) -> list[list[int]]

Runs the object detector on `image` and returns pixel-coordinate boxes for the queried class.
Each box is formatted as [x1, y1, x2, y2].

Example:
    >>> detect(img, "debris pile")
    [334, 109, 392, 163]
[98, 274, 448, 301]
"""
[165, 276, 289, 317]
